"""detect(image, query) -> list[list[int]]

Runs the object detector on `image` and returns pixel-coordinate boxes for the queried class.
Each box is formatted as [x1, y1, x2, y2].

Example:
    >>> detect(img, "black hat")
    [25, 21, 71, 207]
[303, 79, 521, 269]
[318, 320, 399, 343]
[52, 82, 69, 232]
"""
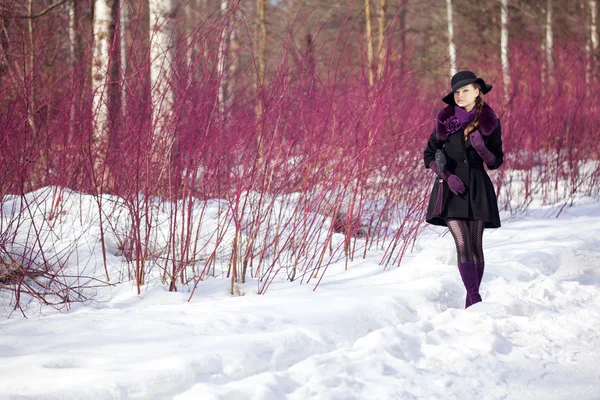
[442, 70, 493, 105]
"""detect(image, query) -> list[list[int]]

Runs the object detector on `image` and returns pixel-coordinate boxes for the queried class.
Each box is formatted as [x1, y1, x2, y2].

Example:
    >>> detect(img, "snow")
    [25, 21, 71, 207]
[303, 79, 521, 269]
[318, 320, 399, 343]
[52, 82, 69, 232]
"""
[1, 190, 600, 399]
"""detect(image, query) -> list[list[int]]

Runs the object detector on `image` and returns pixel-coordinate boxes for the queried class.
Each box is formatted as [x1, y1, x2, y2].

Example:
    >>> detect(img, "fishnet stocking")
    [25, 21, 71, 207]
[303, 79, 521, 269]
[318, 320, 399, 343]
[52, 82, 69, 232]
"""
[447, 219, 485, 264]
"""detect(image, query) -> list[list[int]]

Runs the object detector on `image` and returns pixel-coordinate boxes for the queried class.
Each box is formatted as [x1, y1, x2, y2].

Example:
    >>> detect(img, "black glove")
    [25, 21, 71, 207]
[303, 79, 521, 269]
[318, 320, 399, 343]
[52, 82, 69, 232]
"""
[434, 149, 447, 177]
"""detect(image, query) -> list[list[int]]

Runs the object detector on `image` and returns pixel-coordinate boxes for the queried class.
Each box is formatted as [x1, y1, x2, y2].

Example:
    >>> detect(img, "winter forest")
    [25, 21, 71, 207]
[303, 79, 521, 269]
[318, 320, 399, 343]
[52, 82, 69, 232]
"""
[1, 0, 598, 306]
[0, 0, 600, 300]
[1, 0, 600, 397]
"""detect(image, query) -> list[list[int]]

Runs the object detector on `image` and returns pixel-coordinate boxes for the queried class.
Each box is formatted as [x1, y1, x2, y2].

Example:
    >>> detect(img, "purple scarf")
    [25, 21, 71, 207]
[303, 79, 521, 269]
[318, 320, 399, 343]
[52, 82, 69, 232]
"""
[454, 106, 477, 129]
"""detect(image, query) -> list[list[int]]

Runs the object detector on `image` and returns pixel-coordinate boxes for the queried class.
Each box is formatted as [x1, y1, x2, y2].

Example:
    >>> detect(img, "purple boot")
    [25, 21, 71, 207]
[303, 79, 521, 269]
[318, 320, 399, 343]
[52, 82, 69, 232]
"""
[466, 263, 485, 308]
[476, 263, 485, 287]
[458, 262, 482, 308]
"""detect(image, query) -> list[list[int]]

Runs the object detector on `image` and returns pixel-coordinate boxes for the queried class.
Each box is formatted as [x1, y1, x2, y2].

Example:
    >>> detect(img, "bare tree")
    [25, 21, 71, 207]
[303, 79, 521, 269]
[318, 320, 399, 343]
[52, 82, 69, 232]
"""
[92, 0, 116, 187]
[365, 0, 374, 86]
[256, 0, 266, 161]
[445, 0, 457, 77]
[376, 0, 386, 79]
[501, 0, 511, 101]
[217, 0, 232, 116]
[25, 0, 37, 136]
[591, 0, 599, 75]
[120, 0, 130, 117]
[67, 0, 76, 63]
[67, 0, 76, 137]
[124, 0, 151, 117]
[541, 0, 554, 85]
[149, 0, 177, 166]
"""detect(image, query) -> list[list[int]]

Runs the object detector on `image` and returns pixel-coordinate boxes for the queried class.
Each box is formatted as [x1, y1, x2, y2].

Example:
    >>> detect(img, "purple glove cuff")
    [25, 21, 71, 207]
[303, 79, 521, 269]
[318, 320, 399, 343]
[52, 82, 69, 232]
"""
[470, 131, 496, 166]
[429, 161, 450, 180]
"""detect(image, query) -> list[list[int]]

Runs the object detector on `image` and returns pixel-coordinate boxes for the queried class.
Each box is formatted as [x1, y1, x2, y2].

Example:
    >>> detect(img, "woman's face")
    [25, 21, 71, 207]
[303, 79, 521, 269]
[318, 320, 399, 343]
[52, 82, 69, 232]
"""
[453, 84, 480, 110]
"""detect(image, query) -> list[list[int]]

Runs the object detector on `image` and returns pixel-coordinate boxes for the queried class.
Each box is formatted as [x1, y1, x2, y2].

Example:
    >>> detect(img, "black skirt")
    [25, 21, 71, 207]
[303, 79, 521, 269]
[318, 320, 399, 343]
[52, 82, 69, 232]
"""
[426, 165, 501, 229]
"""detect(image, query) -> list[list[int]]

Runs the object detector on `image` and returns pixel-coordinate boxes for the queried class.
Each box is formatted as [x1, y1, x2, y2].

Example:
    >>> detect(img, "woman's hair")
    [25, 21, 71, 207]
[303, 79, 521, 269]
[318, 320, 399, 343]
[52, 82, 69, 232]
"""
[464, 84, 484, 140]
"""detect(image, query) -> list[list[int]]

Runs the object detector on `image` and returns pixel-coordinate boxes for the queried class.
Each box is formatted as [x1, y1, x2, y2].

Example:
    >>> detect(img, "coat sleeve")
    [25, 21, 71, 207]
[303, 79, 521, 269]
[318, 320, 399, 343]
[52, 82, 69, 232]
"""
[423, 129, 442, 169]
[486, 119, 504, 170]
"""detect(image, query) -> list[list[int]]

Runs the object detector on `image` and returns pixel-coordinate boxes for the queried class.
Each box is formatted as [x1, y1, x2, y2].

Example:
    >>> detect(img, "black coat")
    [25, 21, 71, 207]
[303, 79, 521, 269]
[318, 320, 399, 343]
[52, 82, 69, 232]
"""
[423, 103, 503, 228]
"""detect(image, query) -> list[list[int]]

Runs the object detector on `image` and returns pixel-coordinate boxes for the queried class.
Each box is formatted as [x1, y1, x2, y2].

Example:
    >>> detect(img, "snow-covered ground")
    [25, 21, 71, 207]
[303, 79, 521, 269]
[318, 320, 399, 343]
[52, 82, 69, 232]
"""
[1, 194, 600, 399]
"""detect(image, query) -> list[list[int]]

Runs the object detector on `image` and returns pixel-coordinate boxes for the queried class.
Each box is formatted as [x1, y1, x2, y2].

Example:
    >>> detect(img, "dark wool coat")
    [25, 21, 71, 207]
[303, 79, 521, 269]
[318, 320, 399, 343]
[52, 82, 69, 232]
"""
[423, 103, 503, 228]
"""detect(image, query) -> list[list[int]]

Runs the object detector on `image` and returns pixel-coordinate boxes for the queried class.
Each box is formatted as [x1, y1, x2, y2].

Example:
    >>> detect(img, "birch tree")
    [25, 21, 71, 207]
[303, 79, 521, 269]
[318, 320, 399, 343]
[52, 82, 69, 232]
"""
[92, 0, 116, 186]
[542, 0, 554, 85]
[446, 0, 457, 77]
[68, 1, 76, 64]
[365, 0, 374, 86]
[500, 0, 511, 101]
[149, 0, 177, 163]
[584, 0, 591, 85]
[68, 0, 76, 136]
[120, 0, 130, 117]
[377, 0, 386, 79]
[591, 0, 599, 79]
[217, 0, 231, 116]
[256, 0, 266, 161]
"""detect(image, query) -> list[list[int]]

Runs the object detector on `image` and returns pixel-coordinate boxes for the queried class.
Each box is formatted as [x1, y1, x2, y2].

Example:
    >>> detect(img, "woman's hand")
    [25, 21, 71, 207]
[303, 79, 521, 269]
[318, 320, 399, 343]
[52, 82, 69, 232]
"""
[445, 174, 466, 195]
[470, 131, 496, 166]
[429, 161, 466, 195]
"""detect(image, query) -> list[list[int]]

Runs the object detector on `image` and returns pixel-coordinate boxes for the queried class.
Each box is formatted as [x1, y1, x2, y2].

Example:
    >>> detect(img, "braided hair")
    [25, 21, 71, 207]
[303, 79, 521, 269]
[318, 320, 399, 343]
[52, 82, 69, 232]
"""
[463, 84, 484, 141]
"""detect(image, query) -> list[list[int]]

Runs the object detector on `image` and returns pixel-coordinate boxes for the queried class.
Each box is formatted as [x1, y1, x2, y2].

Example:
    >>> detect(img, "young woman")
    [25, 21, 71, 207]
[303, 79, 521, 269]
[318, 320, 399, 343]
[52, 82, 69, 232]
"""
[423, 70, 504, 308]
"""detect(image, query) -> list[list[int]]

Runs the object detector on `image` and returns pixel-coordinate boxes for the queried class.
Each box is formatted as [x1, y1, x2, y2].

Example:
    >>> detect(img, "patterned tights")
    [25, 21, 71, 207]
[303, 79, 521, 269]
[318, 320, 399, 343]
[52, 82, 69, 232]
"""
[446, 219, 485, 264]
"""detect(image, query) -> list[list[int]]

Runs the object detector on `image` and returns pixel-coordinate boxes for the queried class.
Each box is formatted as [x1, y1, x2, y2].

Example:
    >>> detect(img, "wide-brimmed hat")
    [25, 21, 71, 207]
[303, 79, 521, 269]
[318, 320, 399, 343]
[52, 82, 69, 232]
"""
[442, 70, 493, 105]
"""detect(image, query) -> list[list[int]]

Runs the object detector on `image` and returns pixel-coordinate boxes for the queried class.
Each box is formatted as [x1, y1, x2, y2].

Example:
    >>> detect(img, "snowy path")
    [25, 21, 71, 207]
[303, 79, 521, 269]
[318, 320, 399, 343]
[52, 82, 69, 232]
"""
[1, 202, 600, 399]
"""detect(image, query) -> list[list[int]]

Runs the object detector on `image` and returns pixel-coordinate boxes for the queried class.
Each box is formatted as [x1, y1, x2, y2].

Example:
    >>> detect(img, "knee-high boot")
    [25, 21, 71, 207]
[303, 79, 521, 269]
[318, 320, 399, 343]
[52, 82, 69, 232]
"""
[458, 262, 482, 308]
[476, 263, 485, 287]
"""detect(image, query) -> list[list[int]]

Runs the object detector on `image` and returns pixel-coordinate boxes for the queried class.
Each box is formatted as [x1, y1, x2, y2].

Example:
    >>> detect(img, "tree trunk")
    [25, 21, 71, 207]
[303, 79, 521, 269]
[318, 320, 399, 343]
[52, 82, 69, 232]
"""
[125, 0, 151, 118]
[542, 0, 554, 85]
[500, 0, 511, 102]
[217, 0, 230, 116]
[188, 0, 203, 82]
[591, 0, 599, 73]
[120, 0, 129, 118]
[377, 0, 386, 79]
[398, 1, 406, 74]
[256, 0, 266, 162]
[26, 0, 37, 137]
[227, 8, 239, 113]
[365, 0, 374, 86]
[92, 0, 116, 190]
[446, 0, 457, 77]
[68, 0, 76, 137]
[110, 0, 123, 151]
[149, 0, 176, 167]
[0, 17, 7, 75]
[68, 1, 76, 65]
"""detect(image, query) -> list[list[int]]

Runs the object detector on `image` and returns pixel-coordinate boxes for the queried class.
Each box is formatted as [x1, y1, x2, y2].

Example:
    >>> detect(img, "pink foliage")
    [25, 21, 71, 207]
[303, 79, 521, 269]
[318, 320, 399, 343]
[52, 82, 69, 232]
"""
[1, 2, 599, 311]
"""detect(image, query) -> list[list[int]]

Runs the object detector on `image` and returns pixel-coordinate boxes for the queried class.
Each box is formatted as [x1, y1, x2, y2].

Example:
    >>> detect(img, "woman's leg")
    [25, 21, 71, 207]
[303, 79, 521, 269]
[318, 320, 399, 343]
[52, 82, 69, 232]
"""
[468, 219, 485, 265]
[467, 219, 486, 287]
[446, 219, 471, 264]
[447, 218, 481, 308]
